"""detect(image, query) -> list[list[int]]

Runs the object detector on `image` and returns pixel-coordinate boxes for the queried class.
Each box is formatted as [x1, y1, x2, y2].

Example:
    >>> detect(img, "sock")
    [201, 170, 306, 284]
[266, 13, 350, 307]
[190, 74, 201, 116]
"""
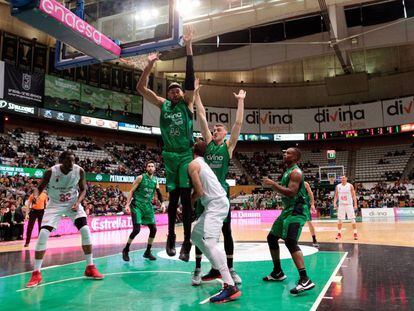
[146, 237, 154, 253]
[273, 259, 282, 273]
[338, 229, 341, 234]
[195, 256, 202, 269]
[227, 255, 233, 269]
[85, 253, 93, 265]
[299, 268, 308, 279]
[125, 238, 133, 251]
[312, 235, 317, 243]
[353, 229, 358, 234]
[34, 259, 43, 271]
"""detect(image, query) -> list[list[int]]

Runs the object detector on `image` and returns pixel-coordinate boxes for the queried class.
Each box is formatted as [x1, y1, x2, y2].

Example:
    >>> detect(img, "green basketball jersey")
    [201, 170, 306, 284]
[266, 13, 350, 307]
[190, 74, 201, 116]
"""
[205, 140, 230, 190]
[280, 165, 309, 216]
[160, 99, 193, 152]
[132, 174, 157, 206]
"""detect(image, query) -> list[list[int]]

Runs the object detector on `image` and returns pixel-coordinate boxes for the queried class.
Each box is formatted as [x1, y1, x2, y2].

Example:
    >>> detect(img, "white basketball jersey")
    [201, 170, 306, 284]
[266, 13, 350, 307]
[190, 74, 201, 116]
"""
[195, 157, 226, 206]
[337, 183, 353, 206]
[47, 164, 81, 204]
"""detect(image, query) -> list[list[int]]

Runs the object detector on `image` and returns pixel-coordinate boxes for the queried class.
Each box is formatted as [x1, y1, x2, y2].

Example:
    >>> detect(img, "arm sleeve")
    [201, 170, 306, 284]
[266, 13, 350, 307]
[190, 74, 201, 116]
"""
[156, 188, 164, 203]
[184, 55, 195, 91]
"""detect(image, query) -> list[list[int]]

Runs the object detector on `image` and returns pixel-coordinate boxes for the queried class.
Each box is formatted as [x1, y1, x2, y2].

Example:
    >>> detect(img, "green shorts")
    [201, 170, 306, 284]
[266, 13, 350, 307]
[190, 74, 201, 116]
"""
[195, 186, 230, 223]
[270, 211, 307, 240]
[162, 149, 193, 192]
[131, 202, 155, 225]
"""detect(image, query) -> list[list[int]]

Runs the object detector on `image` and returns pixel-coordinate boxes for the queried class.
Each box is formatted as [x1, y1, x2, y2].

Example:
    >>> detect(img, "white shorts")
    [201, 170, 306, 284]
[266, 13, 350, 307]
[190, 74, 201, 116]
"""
[42, 200, 87, 229]
[338, 204, 356, 221]
[192, 197, 229, 241]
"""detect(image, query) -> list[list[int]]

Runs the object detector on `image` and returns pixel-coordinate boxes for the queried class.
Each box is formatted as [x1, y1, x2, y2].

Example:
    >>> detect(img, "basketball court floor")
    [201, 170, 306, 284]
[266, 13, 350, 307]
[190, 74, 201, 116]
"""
[1, 219, 413, 310]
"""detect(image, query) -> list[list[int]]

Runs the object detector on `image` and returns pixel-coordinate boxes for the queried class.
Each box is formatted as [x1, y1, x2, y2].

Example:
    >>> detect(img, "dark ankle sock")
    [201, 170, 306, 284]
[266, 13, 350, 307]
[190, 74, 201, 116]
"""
[299, 268, 308, 279]
[227, 256, 233, 269]
[146, 244, 152, 253]
[196, 257, 202, 269]
[273, 260, 282, 273]
[124, 243, 130, 251]
[312, 235, 317, 243]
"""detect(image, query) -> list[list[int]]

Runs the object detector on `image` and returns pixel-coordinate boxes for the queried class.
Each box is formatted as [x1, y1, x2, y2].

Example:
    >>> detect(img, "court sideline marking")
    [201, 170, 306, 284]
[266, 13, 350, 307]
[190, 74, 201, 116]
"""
[309, 252, 348, 311]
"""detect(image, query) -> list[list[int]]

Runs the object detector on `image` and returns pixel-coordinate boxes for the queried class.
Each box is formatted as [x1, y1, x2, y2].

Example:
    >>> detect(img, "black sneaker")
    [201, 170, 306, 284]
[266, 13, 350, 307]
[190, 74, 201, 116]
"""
[202, 268, 222, 281]
[178, 240, 192, 262]
[210, 284, 241, 303]
[263, 270, 287, 282]
[290, 278, 315, 295]
[122, 248, 130, 262]
[166, 234, 176, 257]
[143, 250, 157, 261]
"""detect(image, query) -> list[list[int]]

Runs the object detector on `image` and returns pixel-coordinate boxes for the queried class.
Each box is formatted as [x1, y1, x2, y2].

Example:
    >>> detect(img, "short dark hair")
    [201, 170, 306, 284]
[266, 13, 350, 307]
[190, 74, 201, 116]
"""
[59, 150, 74, 163]
[193, 141, 207, 157]
[145, 160, 156, 168]
[291, 147, 301, 161]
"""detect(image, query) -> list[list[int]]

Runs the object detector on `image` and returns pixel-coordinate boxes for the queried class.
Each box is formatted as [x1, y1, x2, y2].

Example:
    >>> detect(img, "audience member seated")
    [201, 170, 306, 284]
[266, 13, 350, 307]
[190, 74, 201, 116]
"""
[3, 202, 25, 241]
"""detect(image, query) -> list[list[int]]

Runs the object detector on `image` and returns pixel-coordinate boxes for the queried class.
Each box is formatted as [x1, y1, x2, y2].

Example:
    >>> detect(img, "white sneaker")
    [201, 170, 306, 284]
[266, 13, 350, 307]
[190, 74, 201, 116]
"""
[192, 268, 202, 286]
[230, 268, 242, 285]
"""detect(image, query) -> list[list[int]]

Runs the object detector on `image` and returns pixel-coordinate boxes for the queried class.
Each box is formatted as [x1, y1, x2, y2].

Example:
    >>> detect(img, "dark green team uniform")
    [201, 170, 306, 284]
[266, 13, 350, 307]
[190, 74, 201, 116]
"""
[195, 140, 231, 222]
[131, 174, 158, 225]
[270, 165, 310, 240]
[160, 99, 193, 192]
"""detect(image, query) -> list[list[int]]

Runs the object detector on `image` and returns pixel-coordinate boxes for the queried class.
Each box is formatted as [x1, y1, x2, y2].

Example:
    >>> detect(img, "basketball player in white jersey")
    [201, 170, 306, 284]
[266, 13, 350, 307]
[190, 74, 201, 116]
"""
[188, 141, 241, 303]
[334, 176, 358, 240]
[26, 151, 103, 287]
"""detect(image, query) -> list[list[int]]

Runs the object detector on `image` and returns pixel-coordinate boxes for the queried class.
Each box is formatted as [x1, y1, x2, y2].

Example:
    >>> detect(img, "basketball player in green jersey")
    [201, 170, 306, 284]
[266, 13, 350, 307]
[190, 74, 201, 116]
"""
[262, 148, 315, 295]
[122, 161, 163, 261]
[191, 79, 245, 286]
[137, 27, 195, 262]
[304, 181, 319, 247]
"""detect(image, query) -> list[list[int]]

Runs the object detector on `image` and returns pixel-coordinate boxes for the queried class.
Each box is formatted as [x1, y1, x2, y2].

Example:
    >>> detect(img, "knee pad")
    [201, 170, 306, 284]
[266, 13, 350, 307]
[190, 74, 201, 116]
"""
[74, 217, 87, 230]
[35, 229, 51, 251]
[285, 238, 300, 254]
[267, 233, 279, 250]
[79, 226, 92, 246]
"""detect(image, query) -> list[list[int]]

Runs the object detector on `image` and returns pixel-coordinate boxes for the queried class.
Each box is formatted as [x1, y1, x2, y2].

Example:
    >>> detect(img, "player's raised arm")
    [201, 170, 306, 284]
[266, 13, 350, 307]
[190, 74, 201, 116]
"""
[262, 169, 302, 198]
[136, 53, 165, 109]
[125, 176, 143, 213]
[188, 161, 203, 206]
[183, 26, 195, 112]
[194, 79, 212, 143]
[72, 168, 87, 211]
[227, 90, 246, 157]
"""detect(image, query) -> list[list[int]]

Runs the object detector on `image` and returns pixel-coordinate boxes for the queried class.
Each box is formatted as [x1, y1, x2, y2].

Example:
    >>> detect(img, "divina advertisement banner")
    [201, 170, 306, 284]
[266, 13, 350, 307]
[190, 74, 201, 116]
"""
[144, 96, 414, 134]
[3, 63, 44, 106]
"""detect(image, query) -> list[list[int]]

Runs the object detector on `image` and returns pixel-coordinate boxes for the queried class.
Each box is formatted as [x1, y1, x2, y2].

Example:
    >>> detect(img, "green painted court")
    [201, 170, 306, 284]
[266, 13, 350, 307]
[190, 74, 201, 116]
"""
[0, 247, 346, 311]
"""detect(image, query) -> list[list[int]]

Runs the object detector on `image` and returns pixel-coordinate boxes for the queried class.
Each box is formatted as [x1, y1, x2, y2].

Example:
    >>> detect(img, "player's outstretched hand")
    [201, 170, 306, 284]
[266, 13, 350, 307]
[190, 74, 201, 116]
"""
[183, 25, 195, 45]
[194, 78, 202, 93]
[233, 89, 246, 100]
[262, 177, 274, 187]
[147, 53, 159, 65]
[125, 205, 130, 214]
[71, 203, 79, 212]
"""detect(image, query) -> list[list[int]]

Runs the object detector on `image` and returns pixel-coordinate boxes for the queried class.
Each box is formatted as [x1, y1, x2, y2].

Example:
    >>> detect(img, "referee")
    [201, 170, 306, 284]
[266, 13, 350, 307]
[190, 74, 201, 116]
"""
[25, 188, 48, 247]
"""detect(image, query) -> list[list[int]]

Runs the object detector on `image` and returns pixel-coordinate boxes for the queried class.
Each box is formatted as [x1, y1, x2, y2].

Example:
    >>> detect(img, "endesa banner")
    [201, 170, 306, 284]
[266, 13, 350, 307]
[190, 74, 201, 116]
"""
[143, 96, 414, 134]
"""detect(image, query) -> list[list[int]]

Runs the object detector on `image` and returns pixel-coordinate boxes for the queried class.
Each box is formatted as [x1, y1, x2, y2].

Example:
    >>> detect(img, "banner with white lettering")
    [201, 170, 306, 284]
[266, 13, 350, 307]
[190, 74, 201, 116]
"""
[142, 98, 161, 127]
[3, 63, 44, 106]
[258, 109, 291, 134]
[350, 101, 383, 130]
[232, 109, 260, 133]
[382, 96, 414, 127]
[194, 106, 231, 132]
[0, 61, 4, 99]
[290, 108, 320, 133]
